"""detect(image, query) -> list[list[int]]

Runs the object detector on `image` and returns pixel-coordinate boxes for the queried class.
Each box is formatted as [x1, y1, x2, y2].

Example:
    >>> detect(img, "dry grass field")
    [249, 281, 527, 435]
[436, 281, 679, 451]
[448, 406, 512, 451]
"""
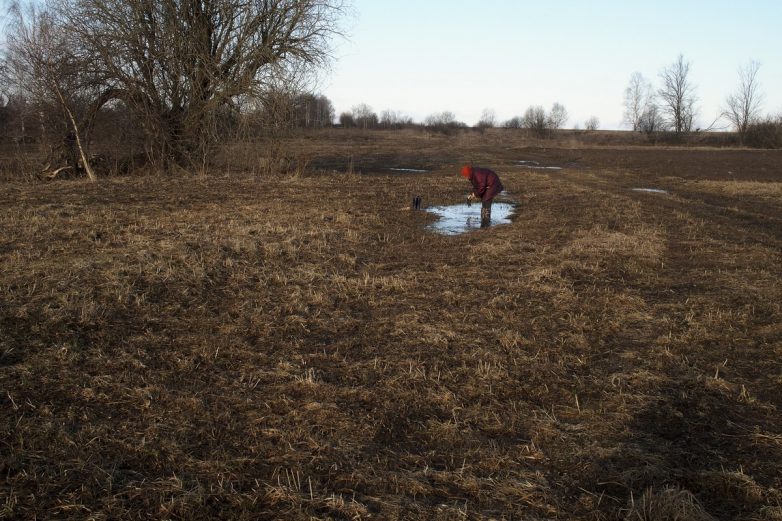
[1, 129, 781, 520]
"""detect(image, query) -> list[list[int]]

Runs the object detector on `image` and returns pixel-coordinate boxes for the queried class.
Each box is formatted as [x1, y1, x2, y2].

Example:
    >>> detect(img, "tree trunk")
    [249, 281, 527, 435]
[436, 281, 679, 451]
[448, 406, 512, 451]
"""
[51, 76, 96, 181]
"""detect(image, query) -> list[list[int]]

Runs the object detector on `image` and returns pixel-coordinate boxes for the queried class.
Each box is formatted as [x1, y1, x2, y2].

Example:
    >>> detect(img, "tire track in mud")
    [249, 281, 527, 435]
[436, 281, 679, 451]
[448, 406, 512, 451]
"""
[521, 168, 782, 518]
[543, 168, 782, 247]
[522, 166, 781, 331]
[535, 167, 782, 392]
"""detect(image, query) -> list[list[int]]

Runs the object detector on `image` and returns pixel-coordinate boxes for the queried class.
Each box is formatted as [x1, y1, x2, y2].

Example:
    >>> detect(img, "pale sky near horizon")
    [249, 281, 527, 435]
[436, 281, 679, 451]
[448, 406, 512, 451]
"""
[321, 0, 782, 130]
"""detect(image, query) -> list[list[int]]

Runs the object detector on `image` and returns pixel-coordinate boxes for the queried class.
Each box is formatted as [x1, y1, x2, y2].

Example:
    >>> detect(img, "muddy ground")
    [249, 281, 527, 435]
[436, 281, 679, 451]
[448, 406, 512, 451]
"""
[1, 130, 781, 519]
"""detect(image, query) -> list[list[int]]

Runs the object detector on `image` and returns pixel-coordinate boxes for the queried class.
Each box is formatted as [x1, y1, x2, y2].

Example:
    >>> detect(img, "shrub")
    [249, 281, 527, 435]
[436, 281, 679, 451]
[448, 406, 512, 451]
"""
[744, 117, 782, 148]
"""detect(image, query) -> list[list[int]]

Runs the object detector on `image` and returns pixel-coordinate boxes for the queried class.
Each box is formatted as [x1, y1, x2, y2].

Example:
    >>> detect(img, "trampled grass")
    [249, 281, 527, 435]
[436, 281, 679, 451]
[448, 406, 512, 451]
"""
[1, 131, 781, 519]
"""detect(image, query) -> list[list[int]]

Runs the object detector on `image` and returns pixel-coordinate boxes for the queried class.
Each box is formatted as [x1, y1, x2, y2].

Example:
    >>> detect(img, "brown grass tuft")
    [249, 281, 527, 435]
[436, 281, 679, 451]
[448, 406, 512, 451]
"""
[623, 487, 716, 521]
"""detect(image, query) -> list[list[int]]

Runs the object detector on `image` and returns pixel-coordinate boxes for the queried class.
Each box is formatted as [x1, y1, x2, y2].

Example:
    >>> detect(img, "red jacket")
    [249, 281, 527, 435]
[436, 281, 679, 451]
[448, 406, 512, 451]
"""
[470, 167, 504, 202]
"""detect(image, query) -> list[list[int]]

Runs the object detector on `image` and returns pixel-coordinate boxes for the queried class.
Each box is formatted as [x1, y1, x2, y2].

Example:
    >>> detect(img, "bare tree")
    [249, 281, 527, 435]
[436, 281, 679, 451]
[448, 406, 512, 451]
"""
[548, 102, 568, 129]
[351, 103, 377, 130]
[724, 60, 763, 142]
[379, 109, 397, 128]
[638, 102, 666, 135]
[379, 109, 412, 129]
[251, 86, 297, 175]
[424, 111, 463, 134]
[477, 108, 496, 128]
[522, 105, 547, 135]
[503, 116, 523, 129]
[4, 2, 106, 179]
[425, 111, 457, 126]
[49, 0, 345, 170]
[584, 116, 599, 131]
[658, 55, 697, 134]
[623, 72, 654, 131]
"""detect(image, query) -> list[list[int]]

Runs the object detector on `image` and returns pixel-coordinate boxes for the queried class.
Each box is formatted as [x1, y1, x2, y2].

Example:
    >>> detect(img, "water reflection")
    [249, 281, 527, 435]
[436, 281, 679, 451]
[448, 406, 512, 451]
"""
[632, 188, 668, 194]
[426, 202, 516, 235]
[517, 160, 562, 170]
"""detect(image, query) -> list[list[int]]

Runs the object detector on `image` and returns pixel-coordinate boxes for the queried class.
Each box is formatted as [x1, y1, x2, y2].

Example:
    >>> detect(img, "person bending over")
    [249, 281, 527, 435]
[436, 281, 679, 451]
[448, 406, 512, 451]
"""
[461, 165, 504, 227]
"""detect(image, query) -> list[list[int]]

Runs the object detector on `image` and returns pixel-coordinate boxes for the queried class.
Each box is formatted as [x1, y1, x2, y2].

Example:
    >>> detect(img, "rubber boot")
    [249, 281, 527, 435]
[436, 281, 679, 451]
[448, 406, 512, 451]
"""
[481, 206, 491, 228]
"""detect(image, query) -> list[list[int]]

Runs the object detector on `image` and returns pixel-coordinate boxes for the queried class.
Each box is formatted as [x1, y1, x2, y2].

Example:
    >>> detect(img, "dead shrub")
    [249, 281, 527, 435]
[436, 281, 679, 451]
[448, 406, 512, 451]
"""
[744, 117, 782, 148]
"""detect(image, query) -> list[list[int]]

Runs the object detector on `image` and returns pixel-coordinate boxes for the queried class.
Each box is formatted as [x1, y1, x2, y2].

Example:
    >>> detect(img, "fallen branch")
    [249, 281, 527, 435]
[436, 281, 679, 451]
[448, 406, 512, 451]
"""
[39, 165, 73, 180]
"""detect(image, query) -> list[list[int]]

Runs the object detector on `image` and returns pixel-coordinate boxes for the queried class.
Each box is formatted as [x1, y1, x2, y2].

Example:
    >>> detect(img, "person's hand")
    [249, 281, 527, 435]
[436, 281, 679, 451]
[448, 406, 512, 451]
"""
[467, 193, 477, 202]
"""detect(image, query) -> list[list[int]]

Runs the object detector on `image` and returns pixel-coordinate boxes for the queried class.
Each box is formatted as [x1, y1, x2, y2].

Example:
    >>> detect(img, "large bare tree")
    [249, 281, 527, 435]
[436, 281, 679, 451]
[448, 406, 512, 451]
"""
[522, 105, 547, 136]
[724, 60, 763, 142]
[658, 55, 697, 134]
[48, 0, 345, 169]
[548, 102, 568, 130]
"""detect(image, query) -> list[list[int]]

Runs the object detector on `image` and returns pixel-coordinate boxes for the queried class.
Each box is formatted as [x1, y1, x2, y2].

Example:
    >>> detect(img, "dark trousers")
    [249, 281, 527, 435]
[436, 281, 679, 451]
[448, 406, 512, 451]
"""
[481, 199, 492, 227]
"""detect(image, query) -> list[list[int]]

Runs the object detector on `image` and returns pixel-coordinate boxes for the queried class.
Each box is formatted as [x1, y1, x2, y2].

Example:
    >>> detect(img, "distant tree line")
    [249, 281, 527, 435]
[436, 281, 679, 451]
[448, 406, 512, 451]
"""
[337, 105, 474, 134]
[3, 9, 779, 182]
[623, 54, 781, 147]
[338, 104, 466, 132]
[501, 102, 569, 136]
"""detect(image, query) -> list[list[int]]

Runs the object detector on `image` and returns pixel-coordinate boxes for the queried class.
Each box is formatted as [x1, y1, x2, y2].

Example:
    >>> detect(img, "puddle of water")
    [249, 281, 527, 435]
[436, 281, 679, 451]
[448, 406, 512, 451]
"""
[389, 167, 428, 173]
[632, 188, 668, 194]
[516, 161, 562, 170]
[426, 202, 516, 235]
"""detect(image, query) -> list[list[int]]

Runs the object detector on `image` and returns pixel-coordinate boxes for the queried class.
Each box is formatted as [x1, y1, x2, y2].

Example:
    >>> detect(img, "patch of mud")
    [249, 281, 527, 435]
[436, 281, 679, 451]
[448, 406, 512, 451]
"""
[426, 202, 516, 235]
[632, 188, 669, 194]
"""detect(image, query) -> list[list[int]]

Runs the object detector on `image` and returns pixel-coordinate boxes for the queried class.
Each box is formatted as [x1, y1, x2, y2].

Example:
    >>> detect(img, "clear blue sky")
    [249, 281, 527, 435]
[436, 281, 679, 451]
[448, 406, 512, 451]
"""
[322, 0, 782, 129]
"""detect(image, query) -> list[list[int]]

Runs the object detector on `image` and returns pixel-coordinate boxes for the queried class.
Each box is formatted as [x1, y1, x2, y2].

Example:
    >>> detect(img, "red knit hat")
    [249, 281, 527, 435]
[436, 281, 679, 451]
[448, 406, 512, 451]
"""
[460, 165, 473, 178]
